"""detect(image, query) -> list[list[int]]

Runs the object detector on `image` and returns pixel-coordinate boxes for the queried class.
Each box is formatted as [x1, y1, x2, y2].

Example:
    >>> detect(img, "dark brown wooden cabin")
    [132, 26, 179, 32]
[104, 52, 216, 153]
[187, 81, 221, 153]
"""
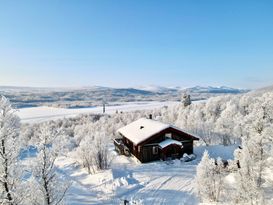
[114, 118, 199, 163]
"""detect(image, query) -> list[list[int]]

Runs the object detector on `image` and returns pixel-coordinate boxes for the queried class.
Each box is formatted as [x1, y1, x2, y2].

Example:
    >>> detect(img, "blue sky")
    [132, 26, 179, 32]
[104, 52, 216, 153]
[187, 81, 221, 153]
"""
[0, 0, 273, 89]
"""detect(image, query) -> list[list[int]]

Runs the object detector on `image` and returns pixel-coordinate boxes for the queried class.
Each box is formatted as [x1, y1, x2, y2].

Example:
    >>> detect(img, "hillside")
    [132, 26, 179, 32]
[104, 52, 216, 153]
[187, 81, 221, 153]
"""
[0, 85, 249, 108]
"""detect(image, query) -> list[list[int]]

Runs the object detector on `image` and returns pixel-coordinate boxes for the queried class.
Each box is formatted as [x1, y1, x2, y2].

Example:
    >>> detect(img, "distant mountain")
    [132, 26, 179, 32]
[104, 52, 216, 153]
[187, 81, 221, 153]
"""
[0, 85, 250, 108]
[134, 85, 178, 93]
[135, 85, 249, 94]
[181, 86, 250, 94]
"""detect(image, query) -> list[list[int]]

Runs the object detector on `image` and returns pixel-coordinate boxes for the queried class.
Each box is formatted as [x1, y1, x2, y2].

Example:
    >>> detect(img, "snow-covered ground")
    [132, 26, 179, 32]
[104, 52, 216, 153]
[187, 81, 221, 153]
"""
[17, 101, 179, 123]
[55, 145, 237, 205]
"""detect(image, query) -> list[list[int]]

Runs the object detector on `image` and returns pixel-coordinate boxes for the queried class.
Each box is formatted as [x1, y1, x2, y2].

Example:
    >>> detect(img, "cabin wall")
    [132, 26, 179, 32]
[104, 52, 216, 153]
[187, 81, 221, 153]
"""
[141, 145, 160, 163]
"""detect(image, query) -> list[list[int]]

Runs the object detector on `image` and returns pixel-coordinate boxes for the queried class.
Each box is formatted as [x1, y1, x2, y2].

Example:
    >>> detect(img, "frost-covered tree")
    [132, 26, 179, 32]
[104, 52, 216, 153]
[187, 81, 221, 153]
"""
[77, 132, 111, 174]
[28, 124, 70, 205]
[0, 96, 26, 205]
[196, 150, 224, 202]
[244, 97, 273, 187]
[234, 140, 264, 205]
[232, 102, 273, 204]
[182, 93, 191, 107]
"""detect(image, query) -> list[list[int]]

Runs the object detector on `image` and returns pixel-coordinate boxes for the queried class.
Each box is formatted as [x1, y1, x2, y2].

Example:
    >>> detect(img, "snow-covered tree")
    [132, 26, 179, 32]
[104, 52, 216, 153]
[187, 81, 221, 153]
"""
[196, 150, 224, 202]
[234, 140, 264, 205]
[28, 124, 70, 205]
[0, 96, 26, 205]
[77, 132, 111, 174]
[182, 93, 191, 107]
[243, 97, 273, 187]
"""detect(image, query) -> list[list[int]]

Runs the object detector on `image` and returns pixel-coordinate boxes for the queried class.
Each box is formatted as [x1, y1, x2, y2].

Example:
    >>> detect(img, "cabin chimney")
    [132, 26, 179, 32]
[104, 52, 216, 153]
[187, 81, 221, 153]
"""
[149, 114, 152, 119]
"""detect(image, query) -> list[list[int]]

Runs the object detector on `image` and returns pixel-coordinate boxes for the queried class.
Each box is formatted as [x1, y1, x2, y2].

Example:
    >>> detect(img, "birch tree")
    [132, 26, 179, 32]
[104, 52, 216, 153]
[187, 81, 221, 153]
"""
[77, 132, 111, 174]
[0, 96, 25, 205]
[28, 124, 70, 205]
[196, 150, 224, 202]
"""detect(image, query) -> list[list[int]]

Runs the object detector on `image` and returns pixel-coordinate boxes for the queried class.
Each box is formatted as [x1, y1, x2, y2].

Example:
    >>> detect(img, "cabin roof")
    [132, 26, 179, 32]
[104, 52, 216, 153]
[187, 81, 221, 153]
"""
[159, 138, 182, 149]
[117, 118, 199, 145]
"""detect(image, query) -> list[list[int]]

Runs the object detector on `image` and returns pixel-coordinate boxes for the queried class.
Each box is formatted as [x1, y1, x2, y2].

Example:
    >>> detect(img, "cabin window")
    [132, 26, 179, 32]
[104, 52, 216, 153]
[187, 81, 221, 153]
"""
[138, 146, 141, 152]
[152, 146, 158, 155]
[165, 133, 172, 139]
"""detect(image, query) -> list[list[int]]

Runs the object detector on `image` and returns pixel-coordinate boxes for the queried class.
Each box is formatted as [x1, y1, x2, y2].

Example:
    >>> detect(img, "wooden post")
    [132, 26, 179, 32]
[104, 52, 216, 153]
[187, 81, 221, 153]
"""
[103, 102, 105, 113]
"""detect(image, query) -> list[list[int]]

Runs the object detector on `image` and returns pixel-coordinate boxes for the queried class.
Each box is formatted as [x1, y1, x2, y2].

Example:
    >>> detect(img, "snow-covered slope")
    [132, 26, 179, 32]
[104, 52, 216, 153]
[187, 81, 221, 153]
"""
[55, 145, 238, 205]
[252, 84, 273, 93]
[18, 101, 179, 124]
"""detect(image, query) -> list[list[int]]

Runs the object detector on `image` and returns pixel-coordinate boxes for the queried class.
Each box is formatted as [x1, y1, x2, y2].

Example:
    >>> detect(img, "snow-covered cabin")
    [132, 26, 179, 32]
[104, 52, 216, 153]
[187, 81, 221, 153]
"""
[114, 117, 199, 163]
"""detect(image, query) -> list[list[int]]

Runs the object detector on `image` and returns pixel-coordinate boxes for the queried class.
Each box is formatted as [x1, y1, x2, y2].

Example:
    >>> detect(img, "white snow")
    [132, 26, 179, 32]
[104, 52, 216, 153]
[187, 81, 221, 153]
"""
[54, 145, 238, 205]
[158, 138, 182, 149]
[17, 101, 179, 123]
[117, 118, 170, 145]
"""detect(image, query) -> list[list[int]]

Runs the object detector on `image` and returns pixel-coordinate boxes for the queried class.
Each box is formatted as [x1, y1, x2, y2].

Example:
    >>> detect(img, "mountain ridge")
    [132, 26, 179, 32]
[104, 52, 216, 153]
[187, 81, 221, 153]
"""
[0, 85, 250, 109]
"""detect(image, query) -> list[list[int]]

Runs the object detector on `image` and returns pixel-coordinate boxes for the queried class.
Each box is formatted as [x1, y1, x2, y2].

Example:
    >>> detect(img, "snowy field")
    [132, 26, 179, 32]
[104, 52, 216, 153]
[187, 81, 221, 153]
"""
[55, 145, 238, 205]
[17, 101, 179, 123]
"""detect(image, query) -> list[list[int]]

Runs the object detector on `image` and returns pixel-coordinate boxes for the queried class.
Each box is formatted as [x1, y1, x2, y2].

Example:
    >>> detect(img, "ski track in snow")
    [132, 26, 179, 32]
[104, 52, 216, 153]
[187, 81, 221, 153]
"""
[55, 155, 200, 205]
[120, 165, 198, 205]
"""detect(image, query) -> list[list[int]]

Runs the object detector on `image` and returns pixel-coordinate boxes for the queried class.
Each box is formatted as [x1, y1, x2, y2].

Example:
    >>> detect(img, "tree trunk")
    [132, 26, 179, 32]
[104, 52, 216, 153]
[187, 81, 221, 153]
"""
[42, 148, 51, 205]
[2, 139, 14, 205]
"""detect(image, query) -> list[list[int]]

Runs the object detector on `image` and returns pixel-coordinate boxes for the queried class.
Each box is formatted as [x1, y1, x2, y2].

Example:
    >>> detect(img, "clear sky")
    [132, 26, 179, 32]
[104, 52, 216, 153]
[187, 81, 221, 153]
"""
[0, 0, 273, 89]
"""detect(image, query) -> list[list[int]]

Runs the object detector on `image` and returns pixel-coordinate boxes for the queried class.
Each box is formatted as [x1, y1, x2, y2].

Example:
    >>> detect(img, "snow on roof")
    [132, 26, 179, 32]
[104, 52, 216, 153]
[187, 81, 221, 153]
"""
[159, 138, 182, 149]
[117, 118, 170, 145]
